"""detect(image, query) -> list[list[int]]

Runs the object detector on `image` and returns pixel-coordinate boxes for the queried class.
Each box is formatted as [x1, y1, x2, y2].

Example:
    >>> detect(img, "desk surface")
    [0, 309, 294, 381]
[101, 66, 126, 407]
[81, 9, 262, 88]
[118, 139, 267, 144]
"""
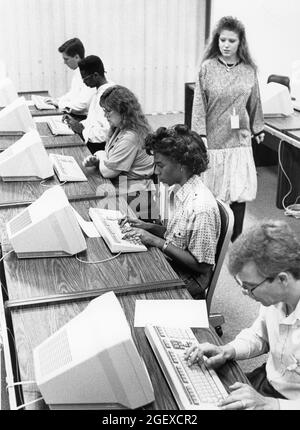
[5, 287, 248, 410]
[0, 145, 109, 207]
[264, 111, 300, 132]
[0, 122, 84, 152]
[1, 198, 183, 307]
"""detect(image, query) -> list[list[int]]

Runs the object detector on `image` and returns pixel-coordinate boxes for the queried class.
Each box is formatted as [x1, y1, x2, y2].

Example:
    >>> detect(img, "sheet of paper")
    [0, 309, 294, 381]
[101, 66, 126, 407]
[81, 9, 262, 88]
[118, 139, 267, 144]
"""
[72, 207, 100, 238]
[134, 299, 209, 328]
[26, 99, 34, 106]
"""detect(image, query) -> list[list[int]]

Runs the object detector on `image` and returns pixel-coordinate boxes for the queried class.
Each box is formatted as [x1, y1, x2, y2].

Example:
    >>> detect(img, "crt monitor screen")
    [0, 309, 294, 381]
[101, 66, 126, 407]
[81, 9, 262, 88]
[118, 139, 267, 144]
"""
[0, 77, 18, 107]
[0, 96, 36, 132]
[6, 185, 87, 258]
[33, 291, 154, 409]
[0, 129, 54, 181]
[261, 82, 293, 117]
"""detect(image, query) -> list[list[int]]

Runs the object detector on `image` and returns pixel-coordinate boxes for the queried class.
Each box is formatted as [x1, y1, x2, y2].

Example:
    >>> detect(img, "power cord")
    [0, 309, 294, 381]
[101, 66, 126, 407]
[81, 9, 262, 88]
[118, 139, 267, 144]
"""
[278, 140, 300, 219]
[76, 252, 122, 264]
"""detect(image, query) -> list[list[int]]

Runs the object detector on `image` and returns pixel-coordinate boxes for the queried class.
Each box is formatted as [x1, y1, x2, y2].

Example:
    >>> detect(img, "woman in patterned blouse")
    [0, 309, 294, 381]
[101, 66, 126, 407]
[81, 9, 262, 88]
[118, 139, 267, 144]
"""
[192, 16, 265, 241]
[120, 124, 221, 299]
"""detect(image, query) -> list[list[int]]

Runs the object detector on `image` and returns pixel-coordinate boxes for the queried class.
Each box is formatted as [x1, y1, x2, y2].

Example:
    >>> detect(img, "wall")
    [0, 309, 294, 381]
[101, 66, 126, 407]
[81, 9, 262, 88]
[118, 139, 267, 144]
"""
[0, 0, 207, 114]
[211, 0, 300, 92]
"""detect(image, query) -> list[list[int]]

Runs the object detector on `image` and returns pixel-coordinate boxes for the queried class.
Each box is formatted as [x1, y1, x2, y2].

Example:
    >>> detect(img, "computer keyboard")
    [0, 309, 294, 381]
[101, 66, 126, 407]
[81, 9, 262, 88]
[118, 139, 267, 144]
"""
[49, 153, 87, 182]
[31, 95, 56, 110]
[145, 325, 228, 410]
[47, 118, 74, 136]
[89, 208, 147, 253]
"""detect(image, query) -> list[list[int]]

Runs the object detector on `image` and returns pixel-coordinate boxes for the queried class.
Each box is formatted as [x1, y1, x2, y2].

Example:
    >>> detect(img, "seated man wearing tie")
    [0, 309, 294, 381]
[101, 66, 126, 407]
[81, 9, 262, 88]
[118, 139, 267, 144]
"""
[45, 37, 95, 119]
[63, 55, 115, 154]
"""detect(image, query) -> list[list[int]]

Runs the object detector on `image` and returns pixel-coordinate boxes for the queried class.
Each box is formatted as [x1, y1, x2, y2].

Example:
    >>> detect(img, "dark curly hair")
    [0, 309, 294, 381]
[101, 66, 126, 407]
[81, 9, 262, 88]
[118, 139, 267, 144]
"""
[144, 124, 209, 175]
[203, 16, 257, 70]
[100, 85, 151, 139]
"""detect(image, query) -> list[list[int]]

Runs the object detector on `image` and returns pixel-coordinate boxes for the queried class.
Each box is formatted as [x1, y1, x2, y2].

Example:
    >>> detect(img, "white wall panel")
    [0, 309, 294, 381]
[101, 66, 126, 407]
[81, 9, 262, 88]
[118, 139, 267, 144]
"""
[0, 0, 207, 113]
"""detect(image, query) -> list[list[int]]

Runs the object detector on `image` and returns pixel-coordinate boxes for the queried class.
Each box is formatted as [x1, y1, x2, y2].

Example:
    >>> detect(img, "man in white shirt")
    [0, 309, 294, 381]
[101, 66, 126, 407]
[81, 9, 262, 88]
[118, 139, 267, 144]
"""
[63, 55, 114, 154]
[185, 220, 300, 410]
[46, 38, 95, 118]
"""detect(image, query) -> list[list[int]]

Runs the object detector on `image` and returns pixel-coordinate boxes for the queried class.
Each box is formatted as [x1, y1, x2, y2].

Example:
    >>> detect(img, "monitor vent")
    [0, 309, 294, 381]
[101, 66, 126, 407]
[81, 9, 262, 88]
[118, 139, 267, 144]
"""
[38, 329, 73, 378]
[9, 209, 32, 235]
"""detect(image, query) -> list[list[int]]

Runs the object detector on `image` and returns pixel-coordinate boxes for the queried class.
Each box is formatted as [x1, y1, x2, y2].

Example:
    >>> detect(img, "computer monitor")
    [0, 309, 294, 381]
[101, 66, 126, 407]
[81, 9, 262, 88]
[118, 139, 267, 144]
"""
[33, 291, 154, 410]
[0, 129, 54, 181]
[0, 96, 36, 133]
[261, 82, 294, 117]
[0, 77, 18, 107]
[6, 185, 87, 258]
[290, 60, 300, 103]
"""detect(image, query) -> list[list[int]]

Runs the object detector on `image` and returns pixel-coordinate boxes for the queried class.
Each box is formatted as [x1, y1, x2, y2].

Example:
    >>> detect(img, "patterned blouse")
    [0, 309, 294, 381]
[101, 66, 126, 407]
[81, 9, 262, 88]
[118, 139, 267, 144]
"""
[164, 175, 220, 294]
[192, 58, 264, 204]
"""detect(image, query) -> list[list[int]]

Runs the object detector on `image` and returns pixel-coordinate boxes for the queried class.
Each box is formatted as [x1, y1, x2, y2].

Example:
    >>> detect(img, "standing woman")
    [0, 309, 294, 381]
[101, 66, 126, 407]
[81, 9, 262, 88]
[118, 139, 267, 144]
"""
[192, 16, 265, 241]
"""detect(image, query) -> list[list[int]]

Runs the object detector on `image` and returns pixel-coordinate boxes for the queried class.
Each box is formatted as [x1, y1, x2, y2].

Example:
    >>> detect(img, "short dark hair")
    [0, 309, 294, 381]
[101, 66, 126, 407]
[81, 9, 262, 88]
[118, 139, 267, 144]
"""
[78, 55, 105, 77]
[228, 220, 300, 280]
[144, 124, 209, 175]
[58, 38, 85, 59]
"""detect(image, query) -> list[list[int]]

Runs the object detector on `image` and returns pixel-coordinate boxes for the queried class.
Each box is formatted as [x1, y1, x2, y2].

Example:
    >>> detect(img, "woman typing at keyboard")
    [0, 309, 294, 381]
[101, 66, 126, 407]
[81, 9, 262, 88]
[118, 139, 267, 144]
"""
[82, 85, 156, 221]
[120, 124, 221, 299]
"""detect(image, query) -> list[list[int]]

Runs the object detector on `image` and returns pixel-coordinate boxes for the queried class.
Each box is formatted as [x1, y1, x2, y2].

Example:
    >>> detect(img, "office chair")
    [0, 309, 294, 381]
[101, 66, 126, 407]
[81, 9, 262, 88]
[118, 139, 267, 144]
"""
[206, 199, 234, 337]
[267, 74, 290, 91]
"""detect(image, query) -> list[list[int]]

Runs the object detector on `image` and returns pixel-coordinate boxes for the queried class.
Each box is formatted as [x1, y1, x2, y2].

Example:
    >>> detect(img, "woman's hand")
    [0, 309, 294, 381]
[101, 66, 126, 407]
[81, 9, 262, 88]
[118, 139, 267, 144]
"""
[218, 382, 279, 410]
[119, 217, 151, 231]
[255, 132, 265, 144]
[121, 226, 161, 247]
[82, 155, 98, 167]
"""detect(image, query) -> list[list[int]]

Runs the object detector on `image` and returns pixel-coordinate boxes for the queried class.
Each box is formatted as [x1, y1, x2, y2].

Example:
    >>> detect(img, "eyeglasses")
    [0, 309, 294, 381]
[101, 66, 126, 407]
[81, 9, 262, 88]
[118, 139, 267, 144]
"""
[103, 107, 113, 115]
[234, 275, 273, 296]
[82, 73, 94, 83]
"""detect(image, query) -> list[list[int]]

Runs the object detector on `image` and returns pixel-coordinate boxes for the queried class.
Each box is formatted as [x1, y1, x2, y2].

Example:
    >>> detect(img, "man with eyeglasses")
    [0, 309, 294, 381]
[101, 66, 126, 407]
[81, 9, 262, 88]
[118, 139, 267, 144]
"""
[63, 55, 114, 154]
[185, 220, 300, 410]
[45, 38, 95, 118]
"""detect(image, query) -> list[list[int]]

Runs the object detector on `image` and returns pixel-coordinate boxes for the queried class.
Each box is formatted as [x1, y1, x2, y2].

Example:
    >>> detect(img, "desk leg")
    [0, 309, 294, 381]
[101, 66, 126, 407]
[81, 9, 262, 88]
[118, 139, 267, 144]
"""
[276, 141, 300, 209]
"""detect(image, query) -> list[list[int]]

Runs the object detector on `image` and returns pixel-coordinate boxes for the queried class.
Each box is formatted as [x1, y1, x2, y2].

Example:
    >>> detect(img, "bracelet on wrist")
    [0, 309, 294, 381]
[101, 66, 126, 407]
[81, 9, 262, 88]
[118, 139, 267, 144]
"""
[162, 240, 169, 253]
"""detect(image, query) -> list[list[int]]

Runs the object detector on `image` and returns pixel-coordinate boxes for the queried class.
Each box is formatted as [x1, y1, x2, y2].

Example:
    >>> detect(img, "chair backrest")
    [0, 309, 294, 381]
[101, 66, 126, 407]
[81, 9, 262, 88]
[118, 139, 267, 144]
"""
[206, 199, 234, 314]
[267, 74, 290, 92]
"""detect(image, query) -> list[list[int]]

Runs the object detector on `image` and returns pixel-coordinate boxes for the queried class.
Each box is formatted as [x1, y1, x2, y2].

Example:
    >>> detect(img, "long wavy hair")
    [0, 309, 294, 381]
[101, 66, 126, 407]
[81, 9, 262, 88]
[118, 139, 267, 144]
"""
[203, 16, 257, 70]
[100, 85, 152, 139]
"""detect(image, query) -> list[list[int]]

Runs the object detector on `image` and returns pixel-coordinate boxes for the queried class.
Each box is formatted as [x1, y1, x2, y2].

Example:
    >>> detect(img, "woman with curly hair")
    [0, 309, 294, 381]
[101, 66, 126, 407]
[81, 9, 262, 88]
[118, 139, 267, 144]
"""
[192, 16, 265, 242]
[83, 85, 156, 219]
[121, 124, 221, 299]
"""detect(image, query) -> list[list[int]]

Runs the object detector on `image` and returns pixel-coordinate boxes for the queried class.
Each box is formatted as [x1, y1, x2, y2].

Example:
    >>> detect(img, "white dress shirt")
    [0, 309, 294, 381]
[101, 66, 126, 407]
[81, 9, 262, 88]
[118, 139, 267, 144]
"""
[58, 67, 95, 115]
[229, 299, 300, 409]
[81, 81, 115, 144]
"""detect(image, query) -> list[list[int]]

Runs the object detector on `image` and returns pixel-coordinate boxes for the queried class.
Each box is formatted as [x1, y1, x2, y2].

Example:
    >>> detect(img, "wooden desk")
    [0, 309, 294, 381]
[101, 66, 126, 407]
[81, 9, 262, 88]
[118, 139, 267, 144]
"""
[18, 91, 49, 100]
[264, 114, 300, 208]
[0, 122, 84, 152]
[0, 145, 110, 207]
[1, 287, 248, 410]
[0, 197, 183, 308]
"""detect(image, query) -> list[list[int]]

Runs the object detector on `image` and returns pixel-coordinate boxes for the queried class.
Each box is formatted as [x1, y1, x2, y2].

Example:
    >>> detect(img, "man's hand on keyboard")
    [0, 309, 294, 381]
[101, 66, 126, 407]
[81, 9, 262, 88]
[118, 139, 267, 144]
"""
[63, 115, 84, 134]
[185, 342, 235, 369]
[82, 155, 99, 167]
[44, 97, 59, 107]
[217, 382, 280, 410]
